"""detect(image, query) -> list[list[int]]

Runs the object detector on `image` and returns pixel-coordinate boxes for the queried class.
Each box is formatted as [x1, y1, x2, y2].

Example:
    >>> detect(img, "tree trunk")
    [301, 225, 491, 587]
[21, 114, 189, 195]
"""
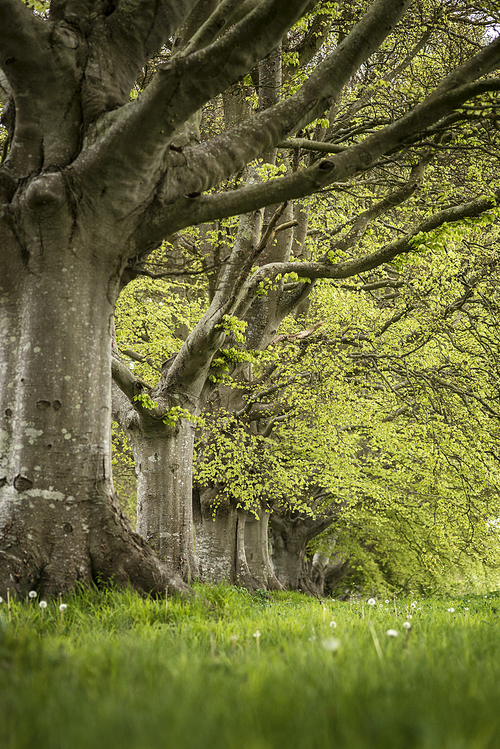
[127, 416, 198, 580]
[0, 233, 187, 597]
[269, 520, 309, 591]
[194, 486, 239, 584]
[244, 508, 283, 590]
[269, 512, 336, 595]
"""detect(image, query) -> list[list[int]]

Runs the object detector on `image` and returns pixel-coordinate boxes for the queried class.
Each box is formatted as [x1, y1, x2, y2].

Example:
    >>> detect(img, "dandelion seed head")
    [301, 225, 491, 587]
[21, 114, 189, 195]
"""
[29, 590, 37, 599]
[367, 598, 376, 606]
[39, 600, 47, 609]
[386, 629, 399, 637]
[411, 601, 417, 608]
[385, 600, 390, 604]
[59, 603, 67, 612]
[321, 637, 340, 652]
[447, 607, 455, 613]
[403, 621, 411, 630]
[329, 621, 337, 628]
[253, 630, 260, 638]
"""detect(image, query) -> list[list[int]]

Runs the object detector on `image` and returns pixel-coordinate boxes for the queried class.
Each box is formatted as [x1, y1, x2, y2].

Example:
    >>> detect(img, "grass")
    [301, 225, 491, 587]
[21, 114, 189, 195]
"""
[1, 584, 500, 749]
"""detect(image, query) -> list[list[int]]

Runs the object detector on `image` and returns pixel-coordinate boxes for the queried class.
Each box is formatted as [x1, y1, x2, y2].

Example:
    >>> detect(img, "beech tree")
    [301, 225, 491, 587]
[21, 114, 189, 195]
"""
[2, 0, 500, 598]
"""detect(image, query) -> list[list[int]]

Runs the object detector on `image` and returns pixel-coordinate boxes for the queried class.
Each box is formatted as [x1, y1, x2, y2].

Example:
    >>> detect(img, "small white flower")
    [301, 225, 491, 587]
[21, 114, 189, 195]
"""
[386, 629, 399, 637]
[59, 603, 68, 612]
[329, 621, 337, 628]
[385, 599, 390, 604]
[403, 621, 411, 630]
[379, 604, 383, 608]
[465, 607, 469, 611]
[39, 600, 47, 609]
[411, 601, 417, 608]
[447, 607, 455, 613]
[321, 637, 341, 652]
[407, 614, 413, 619]
[29, 590, 37, 599]
[367, 598, 376, 606]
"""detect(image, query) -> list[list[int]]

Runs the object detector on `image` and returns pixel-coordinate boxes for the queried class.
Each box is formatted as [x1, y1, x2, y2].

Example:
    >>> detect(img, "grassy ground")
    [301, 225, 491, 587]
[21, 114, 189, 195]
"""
[1, 584, 500, 749]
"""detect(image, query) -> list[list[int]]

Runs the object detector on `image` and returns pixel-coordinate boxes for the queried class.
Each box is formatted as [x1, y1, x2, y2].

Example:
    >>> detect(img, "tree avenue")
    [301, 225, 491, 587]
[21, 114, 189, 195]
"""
[1, 0, 500, 598]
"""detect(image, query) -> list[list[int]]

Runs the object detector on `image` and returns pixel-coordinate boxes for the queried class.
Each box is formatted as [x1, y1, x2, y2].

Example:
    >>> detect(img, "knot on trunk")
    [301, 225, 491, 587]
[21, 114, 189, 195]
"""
[14, 475, 33, 492]
[25, 174, 65, 215]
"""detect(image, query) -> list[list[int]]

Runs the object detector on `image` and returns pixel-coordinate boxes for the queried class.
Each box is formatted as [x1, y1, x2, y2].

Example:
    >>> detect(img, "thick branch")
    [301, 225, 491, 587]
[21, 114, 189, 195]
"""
[278, 138, 345, 153]
[235, 188, 500, 302]
[141, 64, 500, 242]
[0, 2, 81, 175]
[156, 0, 413, 201]
[111, 355, 143, 404]
[75, 0, 314, 216]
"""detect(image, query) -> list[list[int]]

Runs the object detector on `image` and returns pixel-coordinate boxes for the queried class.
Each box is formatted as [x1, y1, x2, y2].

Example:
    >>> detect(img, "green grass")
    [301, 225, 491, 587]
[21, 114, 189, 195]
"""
[1, 584, 500, 749]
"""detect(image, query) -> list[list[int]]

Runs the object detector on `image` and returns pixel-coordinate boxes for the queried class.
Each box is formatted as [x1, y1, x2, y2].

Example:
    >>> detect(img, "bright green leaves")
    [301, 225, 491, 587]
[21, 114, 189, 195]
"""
[114, 270, 206, 385]
[163, 406, 204, 429]
[215, 314, 247, 343]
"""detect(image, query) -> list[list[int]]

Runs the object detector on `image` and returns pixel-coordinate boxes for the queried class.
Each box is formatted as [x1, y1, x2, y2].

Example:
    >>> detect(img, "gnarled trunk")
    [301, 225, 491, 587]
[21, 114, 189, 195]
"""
[0, 219, 187, 597]
[269, 519, 310, 591]
[193, 487, 261, 589]
[269, 511, 336, 595]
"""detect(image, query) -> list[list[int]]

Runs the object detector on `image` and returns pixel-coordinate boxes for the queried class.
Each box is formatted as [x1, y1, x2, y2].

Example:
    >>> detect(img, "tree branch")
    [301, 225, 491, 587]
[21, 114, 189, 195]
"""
[0, 2, 81, 175]
[74, 0, 314, 218]
[235, 187, 500, 300]
[154, 0, 413, 202]
[140, 62, 500, 242]
[111, 354, 143, 404]
[278, 138, 345, 153]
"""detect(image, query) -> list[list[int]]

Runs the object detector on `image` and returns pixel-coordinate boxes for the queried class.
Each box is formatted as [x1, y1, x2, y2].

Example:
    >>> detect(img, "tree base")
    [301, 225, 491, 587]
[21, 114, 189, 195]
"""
[0, 489, 192, 599]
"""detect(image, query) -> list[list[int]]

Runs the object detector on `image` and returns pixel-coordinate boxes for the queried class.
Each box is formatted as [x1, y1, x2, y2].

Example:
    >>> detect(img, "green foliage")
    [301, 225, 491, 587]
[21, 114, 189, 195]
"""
[132, 391, 158, 410]
[2, 585, 500, 749]
[163, 405, 204, 429]
[111, 422, 136, 524]
[114, 272, 206, 385]
[215, 314, 248, 343]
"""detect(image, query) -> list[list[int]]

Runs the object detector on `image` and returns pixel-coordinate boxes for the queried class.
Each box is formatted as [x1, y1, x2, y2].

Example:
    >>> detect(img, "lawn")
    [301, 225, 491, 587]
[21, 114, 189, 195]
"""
[1, 584, 500, 749]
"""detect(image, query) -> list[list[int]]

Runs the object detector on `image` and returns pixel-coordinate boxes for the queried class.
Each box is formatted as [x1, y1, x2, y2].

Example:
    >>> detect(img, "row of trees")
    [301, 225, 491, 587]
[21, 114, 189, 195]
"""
[1, 0, 500, 597]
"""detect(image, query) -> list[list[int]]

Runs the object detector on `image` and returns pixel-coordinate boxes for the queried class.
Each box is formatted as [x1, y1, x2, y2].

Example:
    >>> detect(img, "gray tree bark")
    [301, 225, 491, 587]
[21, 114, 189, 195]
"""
[270, 511, 336, 594]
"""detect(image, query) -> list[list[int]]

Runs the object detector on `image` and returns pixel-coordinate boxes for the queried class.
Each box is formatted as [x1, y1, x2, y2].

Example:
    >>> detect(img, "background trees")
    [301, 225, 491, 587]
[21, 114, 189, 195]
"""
[111, 1, 500, 594]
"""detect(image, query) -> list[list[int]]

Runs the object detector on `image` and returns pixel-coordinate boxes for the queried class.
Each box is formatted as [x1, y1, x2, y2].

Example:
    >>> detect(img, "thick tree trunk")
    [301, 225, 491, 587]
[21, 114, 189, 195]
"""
[194, 487, 261, 589]
[269, 512, 336, 595]
[128, 416, 198, 580]
[244, 508, 283, 590]
[0, 195, 189, 598]
[194, 486, 239, 583]
[269, 521, 309, 591]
